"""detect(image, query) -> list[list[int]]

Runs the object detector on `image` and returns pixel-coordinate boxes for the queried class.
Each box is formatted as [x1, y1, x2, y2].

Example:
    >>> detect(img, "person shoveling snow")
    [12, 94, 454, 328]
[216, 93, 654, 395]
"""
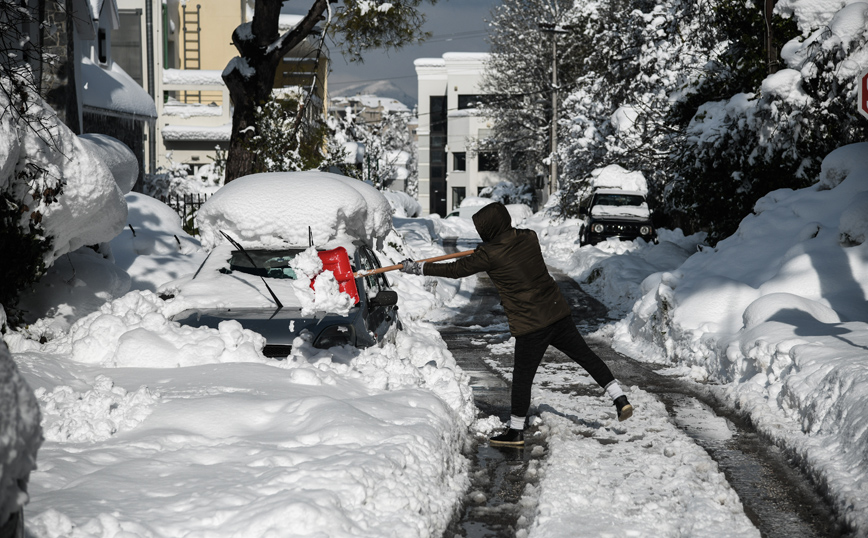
[399, 202, 633, 446]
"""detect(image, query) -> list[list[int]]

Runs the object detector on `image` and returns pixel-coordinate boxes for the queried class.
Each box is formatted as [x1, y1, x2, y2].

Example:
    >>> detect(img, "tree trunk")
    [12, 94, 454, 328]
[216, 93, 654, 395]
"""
[764, 0, 778, 75]
[65, 0, 80, 134]
[223, 0, 330, 183]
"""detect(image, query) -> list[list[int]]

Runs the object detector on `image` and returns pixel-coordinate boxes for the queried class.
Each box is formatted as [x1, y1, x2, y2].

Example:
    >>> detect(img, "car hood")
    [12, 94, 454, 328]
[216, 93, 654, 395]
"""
[172, 306, 361, 347]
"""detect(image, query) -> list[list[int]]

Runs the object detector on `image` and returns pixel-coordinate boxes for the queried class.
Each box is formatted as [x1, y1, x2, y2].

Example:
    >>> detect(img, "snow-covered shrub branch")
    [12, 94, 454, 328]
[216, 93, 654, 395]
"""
[666, 1, 868, 241]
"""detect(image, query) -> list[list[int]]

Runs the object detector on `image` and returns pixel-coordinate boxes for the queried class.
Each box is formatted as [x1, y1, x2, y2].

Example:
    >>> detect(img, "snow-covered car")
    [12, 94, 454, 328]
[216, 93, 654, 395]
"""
[580, 189, 657, 245]
[161, 171, 401, 358]
[168, 240, 400, 358]
[576, 164, 657, 246]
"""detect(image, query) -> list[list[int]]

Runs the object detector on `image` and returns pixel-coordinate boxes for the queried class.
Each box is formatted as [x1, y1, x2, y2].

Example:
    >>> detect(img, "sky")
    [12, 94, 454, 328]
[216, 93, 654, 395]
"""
[325, 0, 500, 106]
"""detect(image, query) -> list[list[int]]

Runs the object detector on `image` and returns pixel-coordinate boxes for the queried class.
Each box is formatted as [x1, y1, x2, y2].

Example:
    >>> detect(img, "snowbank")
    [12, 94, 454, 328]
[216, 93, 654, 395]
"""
[616, 143, 868, 532]
[197, 172, 393, 250]
[109, 193, 203, 293]
[6, 194, 476, 537]
[383, 190, 421, 217]
[78, 134, 138, 195]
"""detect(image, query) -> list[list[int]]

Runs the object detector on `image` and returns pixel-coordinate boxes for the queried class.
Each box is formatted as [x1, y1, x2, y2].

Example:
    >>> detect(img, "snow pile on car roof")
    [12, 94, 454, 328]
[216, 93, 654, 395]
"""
[196, 172, 392, 250]
[588, 164, 648, 193]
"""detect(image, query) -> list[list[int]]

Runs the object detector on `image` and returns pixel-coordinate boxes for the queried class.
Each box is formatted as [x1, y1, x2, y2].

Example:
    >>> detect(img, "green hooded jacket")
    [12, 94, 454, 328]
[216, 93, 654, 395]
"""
[423, 203, 571, 336]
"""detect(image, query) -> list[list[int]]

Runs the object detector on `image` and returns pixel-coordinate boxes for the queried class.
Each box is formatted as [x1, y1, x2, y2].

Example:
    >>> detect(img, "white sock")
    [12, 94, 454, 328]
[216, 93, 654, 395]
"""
[510, 415, 525, 430]
[605, 380, 625, 401]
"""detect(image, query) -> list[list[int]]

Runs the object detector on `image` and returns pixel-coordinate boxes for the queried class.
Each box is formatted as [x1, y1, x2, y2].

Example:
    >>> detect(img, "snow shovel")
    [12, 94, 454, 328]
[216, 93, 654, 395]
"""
[311, 249, 473, 304]
[353, 250, 474, 278]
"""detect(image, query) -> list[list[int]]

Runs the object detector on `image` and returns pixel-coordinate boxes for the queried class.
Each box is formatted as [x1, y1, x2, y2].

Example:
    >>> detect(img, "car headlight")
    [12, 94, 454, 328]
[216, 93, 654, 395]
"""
[639, 225, 652, 236]
[591, 223, 605, 234]
[314, 324, 355, 349]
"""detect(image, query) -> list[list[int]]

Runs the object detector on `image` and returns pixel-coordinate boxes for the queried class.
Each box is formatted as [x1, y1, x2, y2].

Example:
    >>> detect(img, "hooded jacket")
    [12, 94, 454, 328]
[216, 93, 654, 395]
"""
[423, 203, 571, 336]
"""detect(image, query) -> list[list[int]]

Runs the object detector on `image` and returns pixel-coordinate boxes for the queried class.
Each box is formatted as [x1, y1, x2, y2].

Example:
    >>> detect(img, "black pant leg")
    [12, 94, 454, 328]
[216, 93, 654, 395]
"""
[550, 317, 616, 389]
[511, 326, 552, 418]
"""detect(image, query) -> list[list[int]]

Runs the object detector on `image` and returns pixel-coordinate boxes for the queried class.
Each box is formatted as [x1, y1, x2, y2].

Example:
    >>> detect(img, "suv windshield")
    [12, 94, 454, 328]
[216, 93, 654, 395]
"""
[593, 194, 645, 207]
[229, 249, 306, 279]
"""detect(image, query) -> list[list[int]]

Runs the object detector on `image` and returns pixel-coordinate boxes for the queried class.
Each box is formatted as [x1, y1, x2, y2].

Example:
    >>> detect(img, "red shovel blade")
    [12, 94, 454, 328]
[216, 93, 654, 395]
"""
[310, 247, 360, 304]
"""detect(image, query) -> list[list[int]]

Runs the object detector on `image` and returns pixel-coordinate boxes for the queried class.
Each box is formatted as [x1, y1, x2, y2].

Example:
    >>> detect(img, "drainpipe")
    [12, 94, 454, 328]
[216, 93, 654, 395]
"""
[146, 0, 156, 179]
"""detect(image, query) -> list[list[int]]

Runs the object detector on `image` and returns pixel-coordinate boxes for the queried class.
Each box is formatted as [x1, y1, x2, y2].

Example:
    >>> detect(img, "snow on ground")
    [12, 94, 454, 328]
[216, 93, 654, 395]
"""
[4, 173, 477, 537]
[5, 119, 865, 536]
[528, 143, 868, 535]
[526, 386, 759, 538]
[615, 143, 868, 533]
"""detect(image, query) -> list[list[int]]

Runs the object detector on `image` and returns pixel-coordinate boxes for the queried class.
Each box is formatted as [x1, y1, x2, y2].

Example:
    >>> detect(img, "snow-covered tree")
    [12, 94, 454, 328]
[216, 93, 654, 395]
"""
[554, 0, 722, 218]
[478, 0, 586, 190]
[327, 101, 417, 191]
[223, 0, 435, 183]
[665, 0, 868, 241]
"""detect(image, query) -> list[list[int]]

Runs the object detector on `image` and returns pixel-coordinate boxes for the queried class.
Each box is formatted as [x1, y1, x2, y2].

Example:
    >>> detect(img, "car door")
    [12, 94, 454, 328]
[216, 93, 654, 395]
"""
[357, 247, 398, 342]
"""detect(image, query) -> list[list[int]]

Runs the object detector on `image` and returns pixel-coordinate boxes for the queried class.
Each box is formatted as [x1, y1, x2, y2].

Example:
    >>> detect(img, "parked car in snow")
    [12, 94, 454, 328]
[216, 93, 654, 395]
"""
[167, 240, 400, 358]
[577, 165, 657, 245]
[579, 189, 657, 245]
[161, 171, 401, 358]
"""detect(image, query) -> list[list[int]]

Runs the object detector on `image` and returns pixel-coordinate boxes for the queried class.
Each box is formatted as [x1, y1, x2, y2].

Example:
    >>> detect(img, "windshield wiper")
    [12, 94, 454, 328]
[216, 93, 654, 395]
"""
[220, 230, 284, 310]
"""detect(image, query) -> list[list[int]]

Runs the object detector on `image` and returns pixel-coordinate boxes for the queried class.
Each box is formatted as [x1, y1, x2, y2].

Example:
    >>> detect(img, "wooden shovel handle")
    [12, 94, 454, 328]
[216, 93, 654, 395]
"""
[354, 250, 474, 278]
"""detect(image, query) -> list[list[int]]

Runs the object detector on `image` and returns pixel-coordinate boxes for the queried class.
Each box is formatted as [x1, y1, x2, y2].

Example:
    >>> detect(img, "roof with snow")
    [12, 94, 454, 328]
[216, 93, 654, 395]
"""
[329, 94, 410, 113]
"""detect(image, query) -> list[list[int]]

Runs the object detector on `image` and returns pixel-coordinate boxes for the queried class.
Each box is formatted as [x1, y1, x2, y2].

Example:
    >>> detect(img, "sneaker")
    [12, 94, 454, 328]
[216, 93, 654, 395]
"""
[489, 428, 524, 447]
[614, 395, 633, 422]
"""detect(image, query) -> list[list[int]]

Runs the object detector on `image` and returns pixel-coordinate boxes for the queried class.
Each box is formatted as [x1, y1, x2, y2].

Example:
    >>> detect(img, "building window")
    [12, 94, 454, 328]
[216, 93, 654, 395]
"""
[97, 28, 108, 64]
[452, 187, 466, 210]
[453, 152, 466, 171]
[429, 95, 448, 216]
[113, 10, 143, 85]
[458, 95, 483, 110]
[478, 152, 498, 172]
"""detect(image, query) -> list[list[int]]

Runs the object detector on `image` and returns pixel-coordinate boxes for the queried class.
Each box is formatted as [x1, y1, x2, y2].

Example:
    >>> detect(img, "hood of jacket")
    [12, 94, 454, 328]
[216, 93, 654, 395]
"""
[472, 203, 512, 242]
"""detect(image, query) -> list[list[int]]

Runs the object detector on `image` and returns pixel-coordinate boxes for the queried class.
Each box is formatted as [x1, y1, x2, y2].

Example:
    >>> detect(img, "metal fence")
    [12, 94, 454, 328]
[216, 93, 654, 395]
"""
[160, 193, 209, 236]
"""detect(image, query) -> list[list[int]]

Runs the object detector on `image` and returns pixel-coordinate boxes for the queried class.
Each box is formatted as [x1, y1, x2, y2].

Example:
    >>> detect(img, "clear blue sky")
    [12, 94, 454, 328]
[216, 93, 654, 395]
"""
[325, 0, 499, 106]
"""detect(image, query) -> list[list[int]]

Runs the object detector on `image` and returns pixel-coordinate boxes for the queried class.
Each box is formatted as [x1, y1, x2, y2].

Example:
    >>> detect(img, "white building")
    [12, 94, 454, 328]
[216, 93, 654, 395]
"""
[415, 53, 508, 216]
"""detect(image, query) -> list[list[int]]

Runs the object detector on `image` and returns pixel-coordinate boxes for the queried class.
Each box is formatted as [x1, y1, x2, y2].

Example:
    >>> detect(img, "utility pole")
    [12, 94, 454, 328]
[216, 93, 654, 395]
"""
[763, 0, 779, 74]
[538, 23, 571, 196]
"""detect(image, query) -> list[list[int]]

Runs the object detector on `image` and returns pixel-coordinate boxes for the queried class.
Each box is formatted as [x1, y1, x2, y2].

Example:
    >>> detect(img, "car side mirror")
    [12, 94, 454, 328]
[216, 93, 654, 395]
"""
[369, 290, 398, 307]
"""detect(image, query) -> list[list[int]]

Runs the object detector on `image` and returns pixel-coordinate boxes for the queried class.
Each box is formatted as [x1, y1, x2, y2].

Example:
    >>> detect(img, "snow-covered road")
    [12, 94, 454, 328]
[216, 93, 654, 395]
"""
[441, 269, 841, 538]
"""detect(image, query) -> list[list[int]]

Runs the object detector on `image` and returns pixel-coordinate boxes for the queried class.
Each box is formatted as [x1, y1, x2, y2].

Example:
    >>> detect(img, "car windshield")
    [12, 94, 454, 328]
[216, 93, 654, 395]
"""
[229, 249, 307, 279]
[593, 194, 645, 207]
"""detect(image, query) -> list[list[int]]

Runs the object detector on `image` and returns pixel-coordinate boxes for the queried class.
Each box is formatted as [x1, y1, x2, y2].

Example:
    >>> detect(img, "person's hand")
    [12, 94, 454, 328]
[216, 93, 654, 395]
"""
[399, 259, 424, 275]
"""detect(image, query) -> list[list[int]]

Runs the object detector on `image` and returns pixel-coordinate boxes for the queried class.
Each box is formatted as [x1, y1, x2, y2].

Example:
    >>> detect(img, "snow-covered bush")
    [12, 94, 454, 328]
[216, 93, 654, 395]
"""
[1, 77, 126, 319]
[557, 0, 719, 217]
[478, 181, 533, 206]
[665, 1, 867, 242]
[144, 149, 225, 201]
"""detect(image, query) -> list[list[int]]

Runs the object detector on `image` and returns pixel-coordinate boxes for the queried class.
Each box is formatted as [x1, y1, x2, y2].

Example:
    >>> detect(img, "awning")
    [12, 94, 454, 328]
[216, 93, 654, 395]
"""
[81, 57, 157, 120]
